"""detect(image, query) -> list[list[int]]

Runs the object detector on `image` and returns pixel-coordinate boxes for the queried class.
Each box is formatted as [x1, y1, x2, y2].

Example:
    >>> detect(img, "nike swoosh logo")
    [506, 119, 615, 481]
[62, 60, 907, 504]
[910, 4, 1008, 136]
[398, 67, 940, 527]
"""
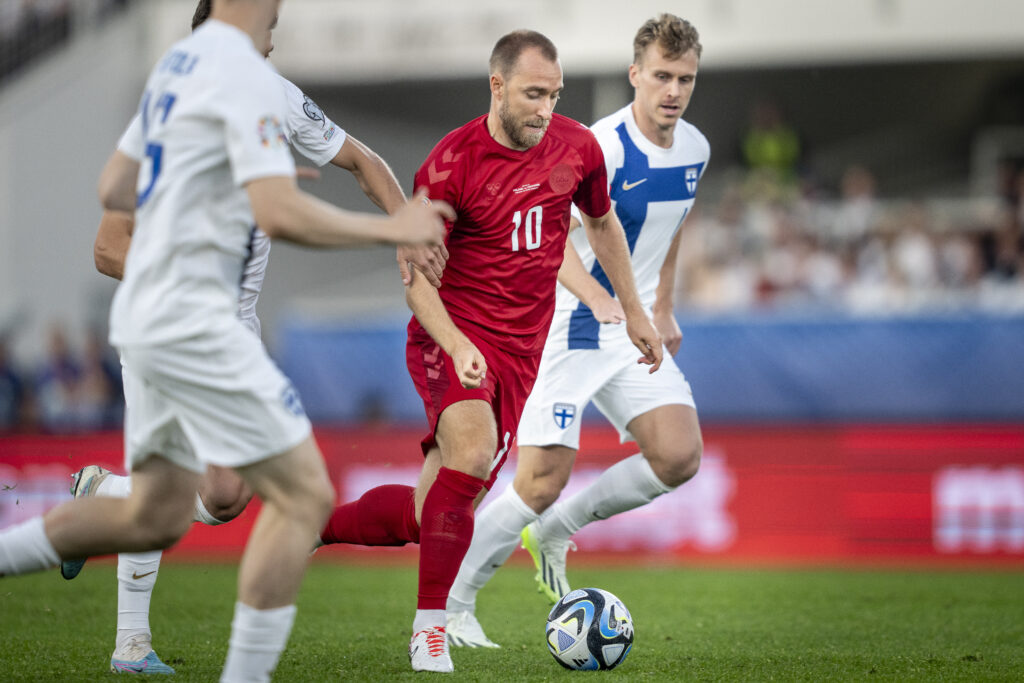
[132, 571, 156, 580]
[622, 178, 648, 191]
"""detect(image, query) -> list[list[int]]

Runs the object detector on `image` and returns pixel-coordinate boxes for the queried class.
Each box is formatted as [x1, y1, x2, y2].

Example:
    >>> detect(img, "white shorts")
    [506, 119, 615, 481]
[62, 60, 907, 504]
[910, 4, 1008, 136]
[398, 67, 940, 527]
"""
[517, 341, 696, 449]
[119, 321, 311, 474]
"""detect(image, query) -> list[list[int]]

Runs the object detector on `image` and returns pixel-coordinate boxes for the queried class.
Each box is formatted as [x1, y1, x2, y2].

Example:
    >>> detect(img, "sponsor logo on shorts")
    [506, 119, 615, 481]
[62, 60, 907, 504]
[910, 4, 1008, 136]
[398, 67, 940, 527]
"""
[281, 384, 305, 416]
[553, 403, 575, 429]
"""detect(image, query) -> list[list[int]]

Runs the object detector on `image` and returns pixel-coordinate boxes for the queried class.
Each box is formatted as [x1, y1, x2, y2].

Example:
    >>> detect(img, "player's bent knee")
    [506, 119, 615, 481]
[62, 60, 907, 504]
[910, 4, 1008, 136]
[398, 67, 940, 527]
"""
[672, 439, 703, 487]
[447, 450, 494, 481]
[287, 475, 335, 530]
[203, 491, 253, 523]
[518, 478, 562, 512]
[648, 438, 703, 488]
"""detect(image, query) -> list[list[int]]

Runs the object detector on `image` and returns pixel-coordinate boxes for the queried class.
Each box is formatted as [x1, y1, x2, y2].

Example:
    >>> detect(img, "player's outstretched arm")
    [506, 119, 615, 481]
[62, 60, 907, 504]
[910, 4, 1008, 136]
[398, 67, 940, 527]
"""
[296, 131, 449, 285]
[581, 208, 663, 372]
[331, 136, 450, 287]
[330, 135, 406, 215]
[557, 219, 624, 324]
[652, 223, 686, 356]
[247, 180, 450, 247]
[330, 135, 450, 286]
[405, 269, 486, 389]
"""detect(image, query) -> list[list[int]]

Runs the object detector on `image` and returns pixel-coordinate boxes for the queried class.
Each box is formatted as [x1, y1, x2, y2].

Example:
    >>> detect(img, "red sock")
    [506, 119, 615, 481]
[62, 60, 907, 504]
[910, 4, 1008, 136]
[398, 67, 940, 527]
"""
[319, 484, 420, 546]
[417, 467, 485, 610]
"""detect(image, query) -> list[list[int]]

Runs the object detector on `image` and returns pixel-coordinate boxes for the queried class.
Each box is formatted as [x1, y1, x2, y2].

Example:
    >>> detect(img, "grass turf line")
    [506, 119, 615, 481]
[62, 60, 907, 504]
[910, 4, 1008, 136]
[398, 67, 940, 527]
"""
[1, 562, 1022, 681]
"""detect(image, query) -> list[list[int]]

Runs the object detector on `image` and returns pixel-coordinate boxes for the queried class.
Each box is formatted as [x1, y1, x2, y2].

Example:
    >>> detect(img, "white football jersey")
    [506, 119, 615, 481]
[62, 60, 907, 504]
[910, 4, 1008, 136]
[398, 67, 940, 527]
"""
[110, 20, 294, 346]
[235, 75, 347, 337]
[548, 104, 710, 350]
[115, 36, 347, 339]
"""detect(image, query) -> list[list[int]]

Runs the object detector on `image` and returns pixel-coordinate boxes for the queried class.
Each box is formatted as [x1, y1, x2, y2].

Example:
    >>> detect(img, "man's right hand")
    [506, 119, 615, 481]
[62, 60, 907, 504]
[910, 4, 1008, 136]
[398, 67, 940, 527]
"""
[451, 339, 487, 389]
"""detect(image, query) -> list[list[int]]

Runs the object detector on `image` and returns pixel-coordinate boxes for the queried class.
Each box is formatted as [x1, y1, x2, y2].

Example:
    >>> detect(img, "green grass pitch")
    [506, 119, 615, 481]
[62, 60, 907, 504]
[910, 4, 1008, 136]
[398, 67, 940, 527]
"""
[2, 560, 1022, 681]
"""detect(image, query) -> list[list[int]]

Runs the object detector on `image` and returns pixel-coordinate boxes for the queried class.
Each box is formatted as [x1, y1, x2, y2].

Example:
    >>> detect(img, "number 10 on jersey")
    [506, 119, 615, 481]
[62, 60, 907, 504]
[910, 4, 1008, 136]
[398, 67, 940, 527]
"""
[511, 206, 543, 252]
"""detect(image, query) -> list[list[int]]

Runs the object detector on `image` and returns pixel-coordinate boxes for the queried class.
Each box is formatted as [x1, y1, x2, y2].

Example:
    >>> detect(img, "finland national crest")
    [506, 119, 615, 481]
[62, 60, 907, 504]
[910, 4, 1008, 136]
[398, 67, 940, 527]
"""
[553, 403, 576, 429]
[686, 166, 699, 195]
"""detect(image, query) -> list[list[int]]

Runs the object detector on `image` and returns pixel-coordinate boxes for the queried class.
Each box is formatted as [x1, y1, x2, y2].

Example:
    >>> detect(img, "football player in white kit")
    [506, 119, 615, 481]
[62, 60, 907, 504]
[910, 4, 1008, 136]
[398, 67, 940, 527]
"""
[56, 0, 448, 674]
[0, 2, 450, 681]
[446, 14, 707, 648]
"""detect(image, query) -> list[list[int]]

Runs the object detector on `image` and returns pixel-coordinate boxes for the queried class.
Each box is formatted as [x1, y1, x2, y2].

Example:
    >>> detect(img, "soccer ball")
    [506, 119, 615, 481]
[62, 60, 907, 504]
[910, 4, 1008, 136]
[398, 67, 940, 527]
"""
[545, 587, 634, 670]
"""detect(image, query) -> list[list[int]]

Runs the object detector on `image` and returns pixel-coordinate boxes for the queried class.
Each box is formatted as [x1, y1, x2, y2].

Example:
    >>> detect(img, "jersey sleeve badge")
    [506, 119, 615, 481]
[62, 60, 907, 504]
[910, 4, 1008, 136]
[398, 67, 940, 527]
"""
[257, 115, 288, 148]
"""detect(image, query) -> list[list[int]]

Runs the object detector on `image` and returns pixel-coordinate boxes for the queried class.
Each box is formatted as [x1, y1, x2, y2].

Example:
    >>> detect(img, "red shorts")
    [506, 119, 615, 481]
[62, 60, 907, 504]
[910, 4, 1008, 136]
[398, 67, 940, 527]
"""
[406, 320, 541, 490]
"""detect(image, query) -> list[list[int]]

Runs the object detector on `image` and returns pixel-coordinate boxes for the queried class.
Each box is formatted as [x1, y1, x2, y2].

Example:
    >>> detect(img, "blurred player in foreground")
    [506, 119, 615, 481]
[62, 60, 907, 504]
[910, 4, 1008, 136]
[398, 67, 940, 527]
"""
[0, 1, 450, 681]
[315, 29, 663, 672]
[446, 13, 708, 648]
[58, 0, 445, 674]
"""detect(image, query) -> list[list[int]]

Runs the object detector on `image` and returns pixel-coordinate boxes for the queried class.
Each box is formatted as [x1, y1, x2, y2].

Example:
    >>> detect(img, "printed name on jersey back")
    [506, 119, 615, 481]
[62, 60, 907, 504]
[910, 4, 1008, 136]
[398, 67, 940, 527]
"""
[158, 50, 198, 76]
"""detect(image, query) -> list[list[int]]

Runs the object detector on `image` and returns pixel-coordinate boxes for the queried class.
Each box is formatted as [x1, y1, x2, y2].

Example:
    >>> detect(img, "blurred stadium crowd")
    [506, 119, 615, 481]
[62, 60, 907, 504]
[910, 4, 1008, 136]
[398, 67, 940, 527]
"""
[675, 98, 1024, 314]
[677, 164, 1024, 315]
[0, 0, 131, 83]
[0, 325, 123, 434]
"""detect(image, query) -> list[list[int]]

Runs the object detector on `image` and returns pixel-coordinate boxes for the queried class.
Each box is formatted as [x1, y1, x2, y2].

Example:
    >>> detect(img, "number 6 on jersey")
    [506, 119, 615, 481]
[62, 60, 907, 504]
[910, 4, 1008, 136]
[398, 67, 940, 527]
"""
[511, 206, 543, 252]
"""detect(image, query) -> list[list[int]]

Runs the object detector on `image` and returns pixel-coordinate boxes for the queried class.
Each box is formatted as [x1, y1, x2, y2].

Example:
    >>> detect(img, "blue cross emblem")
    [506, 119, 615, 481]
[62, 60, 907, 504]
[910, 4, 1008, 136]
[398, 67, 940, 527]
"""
[686, 166, 699, 194]
[553, 403, 576, 429]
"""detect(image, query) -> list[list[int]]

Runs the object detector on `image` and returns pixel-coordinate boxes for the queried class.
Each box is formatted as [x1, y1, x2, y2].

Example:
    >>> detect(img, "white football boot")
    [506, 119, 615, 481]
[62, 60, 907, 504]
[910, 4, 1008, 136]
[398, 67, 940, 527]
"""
[409, 626, 453, 673]
[446, 611, 500, 648]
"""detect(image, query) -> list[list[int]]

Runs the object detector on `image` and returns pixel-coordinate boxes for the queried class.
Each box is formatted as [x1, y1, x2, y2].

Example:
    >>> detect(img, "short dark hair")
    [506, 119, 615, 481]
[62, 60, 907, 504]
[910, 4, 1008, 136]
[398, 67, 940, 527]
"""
[633, 14, 702, 64]
[489, 30, 558, 78]
[191, 0, 211, 31]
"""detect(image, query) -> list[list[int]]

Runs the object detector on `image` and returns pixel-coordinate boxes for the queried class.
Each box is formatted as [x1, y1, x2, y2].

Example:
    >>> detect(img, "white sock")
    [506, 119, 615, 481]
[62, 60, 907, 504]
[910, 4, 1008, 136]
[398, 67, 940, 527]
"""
[542, 453, 674, 542]
[114, 549, 163, 654]
[96, 473, 131, 498]
[447, 484, 539, 613]
[194, 494, 226, 526]
[412, 609, 446, 634]
[220, 602, 297, 683]
[0, 517, 61, 575]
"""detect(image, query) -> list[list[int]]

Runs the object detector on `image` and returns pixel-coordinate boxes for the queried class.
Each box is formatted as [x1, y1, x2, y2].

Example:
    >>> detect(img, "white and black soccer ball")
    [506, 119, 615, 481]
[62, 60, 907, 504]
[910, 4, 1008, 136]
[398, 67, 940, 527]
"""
[545, 587, 634, 670]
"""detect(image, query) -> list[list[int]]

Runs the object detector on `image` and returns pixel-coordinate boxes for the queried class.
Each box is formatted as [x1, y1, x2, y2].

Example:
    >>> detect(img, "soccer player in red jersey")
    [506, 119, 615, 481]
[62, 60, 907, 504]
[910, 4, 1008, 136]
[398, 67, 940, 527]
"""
[317, 29, 663, 673]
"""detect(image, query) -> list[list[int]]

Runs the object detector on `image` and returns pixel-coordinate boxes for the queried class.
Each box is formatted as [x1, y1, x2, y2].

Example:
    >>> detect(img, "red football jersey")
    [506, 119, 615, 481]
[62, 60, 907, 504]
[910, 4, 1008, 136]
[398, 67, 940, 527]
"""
[413, 113, 611, 356]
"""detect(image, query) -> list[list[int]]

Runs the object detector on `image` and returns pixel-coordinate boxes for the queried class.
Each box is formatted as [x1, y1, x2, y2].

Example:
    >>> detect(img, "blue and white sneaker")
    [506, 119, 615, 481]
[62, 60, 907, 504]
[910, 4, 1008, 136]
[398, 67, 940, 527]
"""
[60, 465, 111, 580]
[110, 635, 175, 675]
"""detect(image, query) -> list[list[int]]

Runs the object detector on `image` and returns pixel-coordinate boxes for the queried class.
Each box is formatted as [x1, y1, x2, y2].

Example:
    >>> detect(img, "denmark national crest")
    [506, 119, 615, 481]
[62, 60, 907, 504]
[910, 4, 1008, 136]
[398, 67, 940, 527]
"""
[553, 403, 576, 429]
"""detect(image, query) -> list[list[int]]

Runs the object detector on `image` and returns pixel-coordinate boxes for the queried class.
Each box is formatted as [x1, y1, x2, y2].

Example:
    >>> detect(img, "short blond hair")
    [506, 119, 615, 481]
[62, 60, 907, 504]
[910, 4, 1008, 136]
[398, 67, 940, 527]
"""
[633, 14, 701, 64]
